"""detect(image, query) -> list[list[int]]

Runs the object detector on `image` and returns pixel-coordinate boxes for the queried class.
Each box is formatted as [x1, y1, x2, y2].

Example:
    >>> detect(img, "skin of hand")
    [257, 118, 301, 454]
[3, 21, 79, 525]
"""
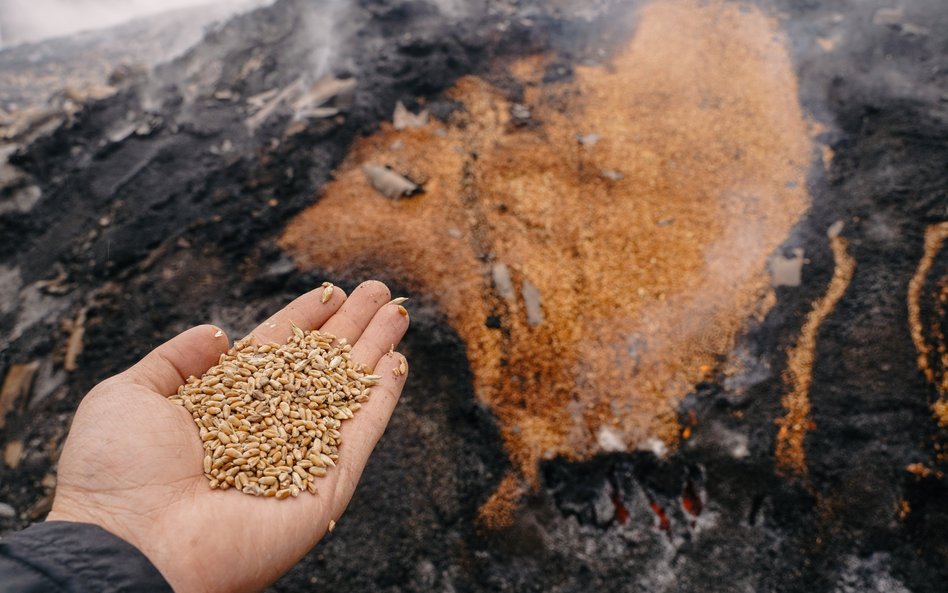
[47, 280, 409, 593]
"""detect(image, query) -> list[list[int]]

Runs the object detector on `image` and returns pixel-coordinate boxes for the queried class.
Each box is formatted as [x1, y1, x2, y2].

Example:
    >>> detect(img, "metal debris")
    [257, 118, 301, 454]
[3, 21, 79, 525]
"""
[771, 248, 805, 287]
[600, 169, 623, 181]
[362, 164, 420, 199]
[393, 101, 429, 130]
[522, 278, 544, 325]
[0, 361, 39, 430]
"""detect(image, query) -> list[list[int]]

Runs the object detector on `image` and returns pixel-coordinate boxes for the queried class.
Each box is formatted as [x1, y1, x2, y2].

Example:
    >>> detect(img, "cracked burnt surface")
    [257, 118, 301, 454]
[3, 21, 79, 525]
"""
[1, 0, 948, 592]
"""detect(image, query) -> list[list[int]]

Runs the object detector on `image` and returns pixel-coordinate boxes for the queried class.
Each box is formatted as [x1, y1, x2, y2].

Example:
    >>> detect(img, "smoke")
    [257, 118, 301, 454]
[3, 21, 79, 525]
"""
[0, 0, 273, 47]
[297, 0, 481, 80]
[299, 0, 352, 80]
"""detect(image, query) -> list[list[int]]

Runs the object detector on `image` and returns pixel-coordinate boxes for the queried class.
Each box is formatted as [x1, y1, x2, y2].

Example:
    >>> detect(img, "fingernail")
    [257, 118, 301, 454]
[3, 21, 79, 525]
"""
[388, 297, 409, 306]
[397, 305, 409, 317]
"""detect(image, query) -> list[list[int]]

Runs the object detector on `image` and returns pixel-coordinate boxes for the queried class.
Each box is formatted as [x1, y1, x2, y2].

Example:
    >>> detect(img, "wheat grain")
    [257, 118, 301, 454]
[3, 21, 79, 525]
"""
[321, 282, 334, 303]
[168, 326, 376, 498]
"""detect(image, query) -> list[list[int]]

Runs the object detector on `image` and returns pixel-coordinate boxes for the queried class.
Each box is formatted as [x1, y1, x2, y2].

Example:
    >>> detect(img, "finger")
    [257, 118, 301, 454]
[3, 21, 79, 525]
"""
[256, 351, 408, 547]
[318, 280, 392, 345]
[349, 301, 410, 370]
[249, 283, 346, 344]
[124, 324, 229, 396]
[329, 351, 409, 511]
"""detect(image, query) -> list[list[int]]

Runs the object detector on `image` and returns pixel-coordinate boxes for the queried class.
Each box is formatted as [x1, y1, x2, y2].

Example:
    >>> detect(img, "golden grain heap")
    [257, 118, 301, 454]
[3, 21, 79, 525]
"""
[169, 322, 380, 499]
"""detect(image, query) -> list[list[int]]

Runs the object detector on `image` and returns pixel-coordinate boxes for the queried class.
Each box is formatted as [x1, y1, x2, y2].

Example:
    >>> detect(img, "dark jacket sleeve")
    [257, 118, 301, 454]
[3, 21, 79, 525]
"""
[0, 521, 173, 593]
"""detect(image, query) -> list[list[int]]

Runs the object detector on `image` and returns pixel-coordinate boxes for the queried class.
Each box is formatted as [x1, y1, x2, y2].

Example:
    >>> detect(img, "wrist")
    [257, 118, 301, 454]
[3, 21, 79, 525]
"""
[3, 520, 175, 593]
[49, 497, 194, 593]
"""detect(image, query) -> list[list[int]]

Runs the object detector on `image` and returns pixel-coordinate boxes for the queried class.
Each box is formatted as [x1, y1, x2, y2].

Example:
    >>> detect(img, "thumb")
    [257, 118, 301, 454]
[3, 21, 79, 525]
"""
[122, 324, 230, 396]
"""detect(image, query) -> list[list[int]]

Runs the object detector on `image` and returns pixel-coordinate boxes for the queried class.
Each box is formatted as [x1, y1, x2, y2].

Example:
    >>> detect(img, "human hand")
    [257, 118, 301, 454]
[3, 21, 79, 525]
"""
[47, 281, 409, 593]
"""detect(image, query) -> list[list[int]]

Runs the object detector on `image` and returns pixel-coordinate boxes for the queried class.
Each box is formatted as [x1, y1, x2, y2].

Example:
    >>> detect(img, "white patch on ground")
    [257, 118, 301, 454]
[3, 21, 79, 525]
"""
[833, 554, 911, 593]
[10, 281, 70, 342]
[638, 436, 667, 458]
[596, 425, 626, 452]
[730, 436, 749, 459]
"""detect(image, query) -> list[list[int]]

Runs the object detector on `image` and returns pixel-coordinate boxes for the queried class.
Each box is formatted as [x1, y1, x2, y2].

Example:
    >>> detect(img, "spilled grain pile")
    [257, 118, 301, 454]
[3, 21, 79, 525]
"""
[281, 0, 814, 489]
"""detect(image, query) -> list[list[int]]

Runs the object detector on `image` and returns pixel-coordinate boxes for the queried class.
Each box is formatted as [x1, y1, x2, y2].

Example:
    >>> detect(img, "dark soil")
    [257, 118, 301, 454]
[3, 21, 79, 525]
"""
[1, 0, 947, 591]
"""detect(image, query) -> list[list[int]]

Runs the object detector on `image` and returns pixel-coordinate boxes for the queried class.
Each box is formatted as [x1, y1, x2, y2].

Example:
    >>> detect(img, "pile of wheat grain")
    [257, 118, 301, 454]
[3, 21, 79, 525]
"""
[169, 322, 380, 499]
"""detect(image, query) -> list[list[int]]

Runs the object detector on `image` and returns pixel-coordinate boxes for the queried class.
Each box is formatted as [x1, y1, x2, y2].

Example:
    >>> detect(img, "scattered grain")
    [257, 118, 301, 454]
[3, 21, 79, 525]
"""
[321, 282, 335, 303]
[775, 223, 855, 477]
[393, 358, 408, 377]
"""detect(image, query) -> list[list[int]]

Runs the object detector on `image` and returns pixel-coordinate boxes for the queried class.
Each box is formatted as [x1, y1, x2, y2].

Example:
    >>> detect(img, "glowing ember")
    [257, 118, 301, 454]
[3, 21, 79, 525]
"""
[649, 500, 671, 533]
[610, 487, 630, 526]
[281, 0, 813, 486]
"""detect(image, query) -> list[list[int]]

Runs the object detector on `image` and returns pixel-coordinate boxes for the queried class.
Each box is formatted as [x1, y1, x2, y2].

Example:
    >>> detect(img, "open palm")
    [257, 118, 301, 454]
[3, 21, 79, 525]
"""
[48, 281, 409, 593]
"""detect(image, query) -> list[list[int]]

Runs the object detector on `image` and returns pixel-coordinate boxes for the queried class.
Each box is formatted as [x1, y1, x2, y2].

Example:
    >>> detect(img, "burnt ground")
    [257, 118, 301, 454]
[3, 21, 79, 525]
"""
[1, 0, 948, 591]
